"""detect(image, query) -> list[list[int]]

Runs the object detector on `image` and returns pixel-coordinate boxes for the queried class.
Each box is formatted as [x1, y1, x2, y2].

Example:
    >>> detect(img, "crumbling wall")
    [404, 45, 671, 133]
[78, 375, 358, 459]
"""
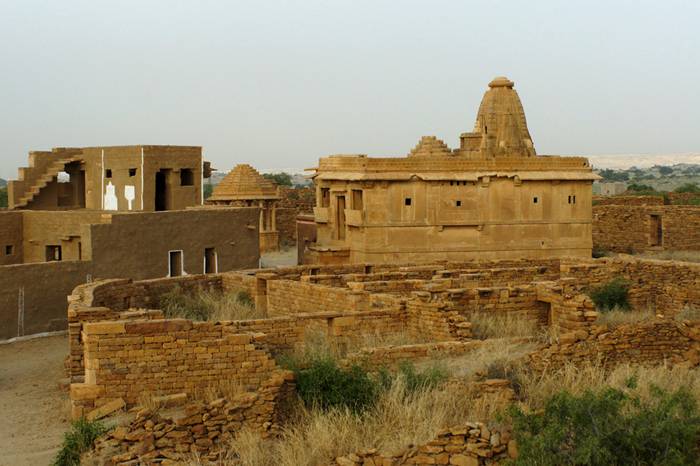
[88, 371, 295, 464]
[70, 319, 280, 418]
[265, 279, 370, 315]
[561, 257, 700, 314]
[593, 195, 664, 206]
[529, 319, 700, 371]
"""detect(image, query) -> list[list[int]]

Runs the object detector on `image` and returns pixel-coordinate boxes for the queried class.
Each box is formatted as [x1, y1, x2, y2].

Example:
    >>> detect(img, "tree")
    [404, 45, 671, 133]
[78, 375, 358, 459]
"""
[203, 183, 213, 199]
[599, 169, 629, 182]
[675, 183, 700, 193]
[263, 172, 293, 187]
[658, 166, 674, 176]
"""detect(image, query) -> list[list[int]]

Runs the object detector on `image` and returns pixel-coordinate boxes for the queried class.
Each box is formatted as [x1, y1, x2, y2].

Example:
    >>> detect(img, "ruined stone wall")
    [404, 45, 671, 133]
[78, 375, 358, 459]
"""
[71, 319, 280, 417]
[341, 340, 490, 370]
[561, 257, 700, 314]
[335, 423, 516, 466]
[88, 371, 295, 463]
[276, 187, 315, 247]
[265, 279, 370, 315]
[593, 195, 663, 206]
[530, 319, 700, 371]
[592, 205, 700, 252]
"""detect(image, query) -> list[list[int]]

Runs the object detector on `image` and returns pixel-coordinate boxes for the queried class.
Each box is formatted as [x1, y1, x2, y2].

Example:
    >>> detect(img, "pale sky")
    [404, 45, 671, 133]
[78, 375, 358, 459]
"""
[1, 0, 698, 179]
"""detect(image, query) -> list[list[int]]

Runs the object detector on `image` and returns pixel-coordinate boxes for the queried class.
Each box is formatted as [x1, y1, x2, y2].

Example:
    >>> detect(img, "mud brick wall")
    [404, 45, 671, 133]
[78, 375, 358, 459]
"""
[529, 319, 700, 371]
[335, 423, 516, 466]
[668, 192, 700, 205]
[453, 264, 561, 288]
[535, 280, 598, 333]
[71, 319, 280, 417]
[593, 205, 700, 252]
[265, 279, 370, 316]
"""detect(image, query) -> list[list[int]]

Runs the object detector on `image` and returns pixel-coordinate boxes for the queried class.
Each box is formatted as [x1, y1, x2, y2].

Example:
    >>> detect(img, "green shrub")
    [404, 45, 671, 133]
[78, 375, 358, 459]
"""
[589, 278, 630, 311]
[294, 357, 378, 412]
[508, 383, 700, 466]
[52, 418, 107, 466]
[591, 246, 608, 258]
[379, 361, 448, 393]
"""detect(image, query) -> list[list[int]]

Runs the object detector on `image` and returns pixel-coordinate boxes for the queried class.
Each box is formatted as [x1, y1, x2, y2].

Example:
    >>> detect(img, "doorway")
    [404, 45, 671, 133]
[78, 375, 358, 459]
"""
[204, 247, 217, 274]
[155, 169, 170, 211]
[336, 195, 346, 240]
[649, 215, 662, 246]
[169, 250, 183, 276]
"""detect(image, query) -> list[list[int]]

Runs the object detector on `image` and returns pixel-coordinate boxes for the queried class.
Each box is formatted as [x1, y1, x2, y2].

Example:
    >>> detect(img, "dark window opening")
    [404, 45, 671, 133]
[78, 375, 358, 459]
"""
[573, 195, 576, 204]
[352, 189, 363, 210]
[405, 198, 412, 206]
[5, 245, 14, 255]
[105, 169, 112, 178]
[169, 250, 183, 276]
[204, 247, 217, 274]
[320, 188, 330, 207]
[46, 245, 62, 262]
[180, 168, 195, 186]
[450, 181, 454, 186]
[533, 197, 538, 204]
[649, 215, 662, 247]
[155, 169, 169, 211]
[129, 168, 137, 177]
[78, 242, 82, 260]
[455, 200, 462, 207]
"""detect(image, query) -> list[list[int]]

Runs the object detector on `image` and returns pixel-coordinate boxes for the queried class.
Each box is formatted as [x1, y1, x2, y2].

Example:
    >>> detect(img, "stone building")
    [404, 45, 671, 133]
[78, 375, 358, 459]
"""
[7, 145, 210, 211]
[207, 164, 280, 252]
[303, 77, 599, 264]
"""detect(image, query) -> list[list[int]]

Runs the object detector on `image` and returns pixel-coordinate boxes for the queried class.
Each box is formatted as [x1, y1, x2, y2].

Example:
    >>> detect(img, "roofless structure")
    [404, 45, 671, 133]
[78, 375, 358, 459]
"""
[304, 77, 599, 264]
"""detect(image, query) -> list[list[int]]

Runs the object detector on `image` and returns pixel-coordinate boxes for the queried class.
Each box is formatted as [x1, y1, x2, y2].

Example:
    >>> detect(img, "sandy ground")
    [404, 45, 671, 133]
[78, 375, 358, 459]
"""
[0, 335, 70, 466]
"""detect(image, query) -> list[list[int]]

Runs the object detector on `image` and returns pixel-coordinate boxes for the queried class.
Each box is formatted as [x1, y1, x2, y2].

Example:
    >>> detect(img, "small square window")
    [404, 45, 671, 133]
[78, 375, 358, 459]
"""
[573, 195, 576, 204]
[105, 169, 112, 178]
[455, 200, 462, 207]
[404, 198, 412, 206]
[129, 168, 137, 177]
[5, 245, 14, 255]
[533, 197, 538, 204]
[180, 168, 194, 186]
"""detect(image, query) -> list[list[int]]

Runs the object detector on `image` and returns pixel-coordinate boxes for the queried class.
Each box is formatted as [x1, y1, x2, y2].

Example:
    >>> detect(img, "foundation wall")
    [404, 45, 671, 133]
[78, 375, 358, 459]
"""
[266, 279, 370, 315]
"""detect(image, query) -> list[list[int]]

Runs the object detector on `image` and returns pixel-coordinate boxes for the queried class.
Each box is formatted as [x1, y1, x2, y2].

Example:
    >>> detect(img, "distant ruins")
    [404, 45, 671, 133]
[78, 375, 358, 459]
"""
[207, 164, 281, 253]
[303, 77, 599, 264]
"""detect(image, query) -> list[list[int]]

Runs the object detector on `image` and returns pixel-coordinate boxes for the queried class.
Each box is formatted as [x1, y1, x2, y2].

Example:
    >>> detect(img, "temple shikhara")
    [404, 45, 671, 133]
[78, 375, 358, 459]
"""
[302, 77, 600, 264]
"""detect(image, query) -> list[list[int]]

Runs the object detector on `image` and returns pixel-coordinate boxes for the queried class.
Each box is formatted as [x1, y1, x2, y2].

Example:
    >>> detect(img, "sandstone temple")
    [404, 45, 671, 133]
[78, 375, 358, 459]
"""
[302, 77, 599, 264]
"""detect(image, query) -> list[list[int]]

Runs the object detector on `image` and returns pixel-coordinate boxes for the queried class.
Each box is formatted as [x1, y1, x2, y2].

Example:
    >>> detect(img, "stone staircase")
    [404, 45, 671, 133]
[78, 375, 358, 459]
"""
[10, 155, 82, 209]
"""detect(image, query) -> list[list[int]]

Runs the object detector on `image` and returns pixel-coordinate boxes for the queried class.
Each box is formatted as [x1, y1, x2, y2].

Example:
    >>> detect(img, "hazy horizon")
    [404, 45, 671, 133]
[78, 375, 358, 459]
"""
[1, 0, 699, 179]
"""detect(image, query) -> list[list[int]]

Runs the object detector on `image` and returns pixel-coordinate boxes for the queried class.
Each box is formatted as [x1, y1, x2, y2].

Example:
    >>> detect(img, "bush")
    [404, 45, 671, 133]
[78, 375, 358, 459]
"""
[508, 383, 700, 466]
[53, 418, 107, 466]
[379, 361, 448, 393]
[591, 246, 608, 258]
[589, 278, 630, 311]
[294, 357, 378, 412]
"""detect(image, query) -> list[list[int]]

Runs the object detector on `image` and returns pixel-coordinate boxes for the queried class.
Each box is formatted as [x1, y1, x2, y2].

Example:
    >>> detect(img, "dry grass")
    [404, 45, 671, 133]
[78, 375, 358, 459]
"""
[206, 378, 506, 466]
[517, 362, 700, 411]
[281, 327, 436, 366]
[160, 287, 264, 322]
[467, 312, 558, 344]
[434, 339, 535, 379]
[595, 306, 657, 327]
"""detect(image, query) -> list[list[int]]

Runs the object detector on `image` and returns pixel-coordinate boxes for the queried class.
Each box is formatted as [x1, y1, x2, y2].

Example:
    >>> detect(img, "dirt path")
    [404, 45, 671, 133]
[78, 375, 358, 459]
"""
[0, 335, 70, 466]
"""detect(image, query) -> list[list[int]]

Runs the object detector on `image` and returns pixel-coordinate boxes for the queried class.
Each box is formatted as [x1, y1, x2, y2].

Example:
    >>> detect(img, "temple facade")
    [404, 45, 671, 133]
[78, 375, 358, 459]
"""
[303, 77, 599, 264]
